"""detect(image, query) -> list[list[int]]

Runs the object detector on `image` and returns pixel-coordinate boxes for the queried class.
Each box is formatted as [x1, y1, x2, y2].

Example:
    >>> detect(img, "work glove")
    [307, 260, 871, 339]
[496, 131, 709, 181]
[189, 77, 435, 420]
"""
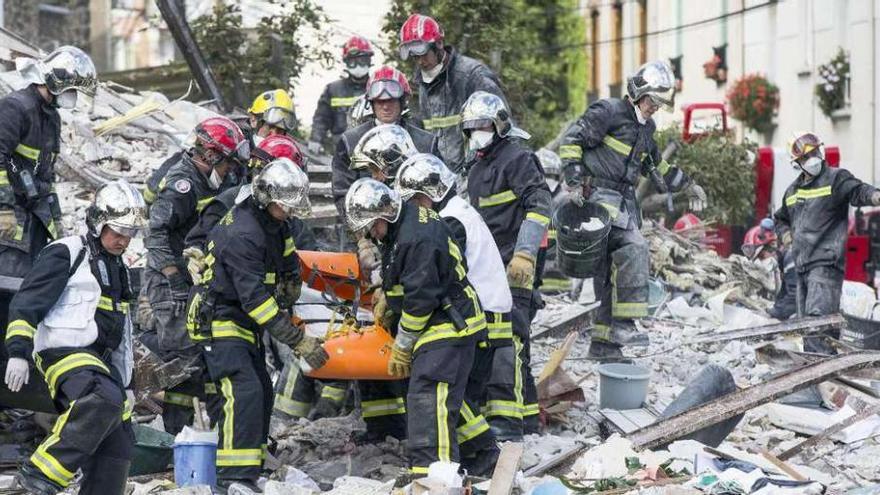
[166, 271, 191, 317]
[357, 237, 381, 274]
[872, 191, 880, 206]
[136, 293, 154, 331]
[295, 336, 329, 370]
[388, 329, 417, 378]
[276, 276, 302, 309]
[307, 141, 323, 155]
[780, 229, 792, 248]
[686, 184, 707, 212]
[0, 209, 16, 239]
[372, 289, 395, 328]
[265, 312, 306, 348]
[507, 251, 536, 290]
[182, 247, 207, 285]
[4, 357, 29, 393]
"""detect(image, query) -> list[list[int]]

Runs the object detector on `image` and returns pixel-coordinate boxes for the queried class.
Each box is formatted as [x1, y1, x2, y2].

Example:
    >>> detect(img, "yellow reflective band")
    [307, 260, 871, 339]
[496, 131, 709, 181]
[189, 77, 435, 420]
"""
[46, 220, 57, 240]
[513, 336, 525, 410]
[13, 224, 23, 241]
[6, 319, 35, 340]
[423, 114, 461, 130]
[143, 186, 156, 204]
[220, 377, 235, 450]
[217, 448, 263, 467]
[482, 400, 524, 419]
[211, 320, 256, 344]
[123, 398, 133, 421]
[362, 398, 406, 418]
[526, 212, 550, 226]
[522, 403, 540, 417]
[785, 185, 833, 206]
[248, 296, 280, 325]
[657, 159, 671, 176]
[98, 295, 129, 314]
[31, 445, 75, 487]
[612, 301, 649, 318]
[592, 323, 612, 341]
[487, 318, 513, 340]
[264, 272, 276, 285]
[196, 196, 215, 212]
[413, 312, 487, 352]
[548, 229, 557, 240]
[448, 239, 466, 279]
[436, 382, 450, 462]
[284, 237, 296, 257]
[478, 190, 517, 208]
[330, 96, 360, 107]
[540, 278, 572, 292]
[387, 284, 404, 297]
[321, 386, 346, 403]
[411, 466, 430, 474]
[602, 135, 633, 156]
[0, 170, 8, 186]
[274, 396, 311, 417]
[558, 144, 583, 160]
[400, 310, 432, 332]
[42, 353, 110, 398]
[14, 143, 40, 161]
[456, 412, 490, 442]
[205, 383, 218, 395]
[163, 392, 195, 408]
[598, 202, 619, 219]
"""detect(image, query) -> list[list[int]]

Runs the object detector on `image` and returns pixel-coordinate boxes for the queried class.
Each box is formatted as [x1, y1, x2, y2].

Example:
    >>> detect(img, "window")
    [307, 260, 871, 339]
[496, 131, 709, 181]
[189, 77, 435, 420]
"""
[590, 9, 600, 93]
[611, 2, 623, 84]
[638, 0, 648, 64]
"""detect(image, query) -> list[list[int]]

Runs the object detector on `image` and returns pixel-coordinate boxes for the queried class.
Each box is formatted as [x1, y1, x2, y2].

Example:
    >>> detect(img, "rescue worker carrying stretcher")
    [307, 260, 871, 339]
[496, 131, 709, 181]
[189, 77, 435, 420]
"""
[559, 60, 704, 359]
[187, 158, 328, 490]
[4, 180, 146, 495]
[462, 91, 550, 434]
[774, 131, 880, 354]
[345, 178, 494, 475]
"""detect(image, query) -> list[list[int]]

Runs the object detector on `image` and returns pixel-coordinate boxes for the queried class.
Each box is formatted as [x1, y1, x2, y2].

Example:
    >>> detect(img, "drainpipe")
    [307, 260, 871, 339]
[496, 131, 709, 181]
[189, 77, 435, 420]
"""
[873, 0, 879, 184]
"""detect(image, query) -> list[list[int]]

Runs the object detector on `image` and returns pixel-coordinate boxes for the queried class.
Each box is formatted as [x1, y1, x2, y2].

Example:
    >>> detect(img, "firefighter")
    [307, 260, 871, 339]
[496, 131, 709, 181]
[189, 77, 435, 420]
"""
[461, 91, 550, 434]
[774, 132, 880, 353]
[4, 181, 146, 495]
[187, 158, 328, 489]
[249, 89, 298, 144]
[142, 116, 249, 434]
[308, 36, 373, 154]
[344, 178, 495, 475]
[398, 13, 507, 172]
[395, 153, 521, 446]
[559, 60, 704, 359]
[535, 149, 571, 294]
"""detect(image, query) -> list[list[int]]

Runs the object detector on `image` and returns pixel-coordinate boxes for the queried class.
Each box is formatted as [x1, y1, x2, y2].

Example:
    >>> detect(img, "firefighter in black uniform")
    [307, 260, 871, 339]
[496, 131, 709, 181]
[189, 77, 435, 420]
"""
[774, 132, 880, 353]
[142, 116, 250, 434]
[461, 91, 552, 434]
[187, 158, 328, 489]
[4, 181, 146, 495]
[345, 178, 498, 475]
[308, 36, 373, 155]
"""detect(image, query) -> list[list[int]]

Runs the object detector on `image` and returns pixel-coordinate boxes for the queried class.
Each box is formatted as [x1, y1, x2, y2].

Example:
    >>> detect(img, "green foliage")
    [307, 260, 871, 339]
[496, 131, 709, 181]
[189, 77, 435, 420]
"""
[815, 48, 850, 118]
[381, 0, 587, 146]
[656, 125, 757, 225]
[192, 0, 334, 109]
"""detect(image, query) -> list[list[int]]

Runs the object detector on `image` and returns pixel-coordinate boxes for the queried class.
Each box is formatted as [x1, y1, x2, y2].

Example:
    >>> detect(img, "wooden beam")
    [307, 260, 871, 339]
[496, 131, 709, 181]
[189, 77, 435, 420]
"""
[487, 442, 524, 495]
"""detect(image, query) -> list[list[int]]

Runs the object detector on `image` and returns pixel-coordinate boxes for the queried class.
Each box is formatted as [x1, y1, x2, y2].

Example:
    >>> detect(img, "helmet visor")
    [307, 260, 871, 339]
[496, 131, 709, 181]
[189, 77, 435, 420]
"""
[647, 87, 675, 111]
[263, 107, 296, 131]
[399, 41, 430, 60]
[367, 80, 405, 101]
[275, 197, 312, 218]
[108, 223, 145, 238]
[461, 118, 494, 132]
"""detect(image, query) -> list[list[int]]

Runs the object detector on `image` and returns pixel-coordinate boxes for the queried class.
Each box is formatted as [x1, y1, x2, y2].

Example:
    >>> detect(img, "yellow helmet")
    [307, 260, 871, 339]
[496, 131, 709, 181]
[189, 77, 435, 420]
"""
[248, 89, 296, 131]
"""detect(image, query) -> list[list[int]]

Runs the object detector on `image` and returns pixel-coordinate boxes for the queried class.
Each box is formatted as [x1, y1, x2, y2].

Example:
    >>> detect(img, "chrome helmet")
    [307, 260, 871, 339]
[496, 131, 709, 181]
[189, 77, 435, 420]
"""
[344, 178, 402, 231]
[350, 124, 417, 178]
[394, 153, 456, 202]
[460, 91, 529, 139]
[40, 46, 98, 96]
[347, 94, 374, 128]
[252, 158, 311, 217]
[536, 148, 562, 191]
[87, 180, 148, 237]
[626, 60, 675, 110]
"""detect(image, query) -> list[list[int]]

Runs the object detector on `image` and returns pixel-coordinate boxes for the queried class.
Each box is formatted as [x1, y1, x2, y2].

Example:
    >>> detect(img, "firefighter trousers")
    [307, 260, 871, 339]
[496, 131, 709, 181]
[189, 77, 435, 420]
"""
[796, 265, 844, 354]
[274, 359, 348, 419]
[511, 288, 540, 433]
[25, 358, 133, 492]
[593, 224, 649, 336]
[359, 379, 408, 440]
[470, 312, 524, 441]
[202, 340, 273, 482]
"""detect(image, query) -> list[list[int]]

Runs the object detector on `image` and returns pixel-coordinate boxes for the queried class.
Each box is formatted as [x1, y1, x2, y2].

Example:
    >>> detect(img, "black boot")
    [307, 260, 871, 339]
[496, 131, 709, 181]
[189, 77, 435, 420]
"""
[79, 457, 131, 495]
[216, 478, 263, 494]
[610, 320, 649, 347]
[16, 463, 63, 495]
[588, 339, 629, 362]
[461, 444, 500, 478]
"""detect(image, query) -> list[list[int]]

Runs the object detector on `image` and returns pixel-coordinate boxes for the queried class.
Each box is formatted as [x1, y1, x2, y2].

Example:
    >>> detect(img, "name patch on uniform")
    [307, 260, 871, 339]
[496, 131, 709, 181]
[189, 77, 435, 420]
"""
[175, 179, 192, 194]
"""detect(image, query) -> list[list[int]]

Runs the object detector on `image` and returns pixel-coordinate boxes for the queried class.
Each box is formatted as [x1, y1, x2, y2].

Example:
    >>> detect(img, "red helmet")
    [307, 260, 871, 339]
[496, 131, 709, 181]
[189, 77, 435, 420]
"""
[191, 116, 250, 165]
[366, 66, 411, 101]
[342, 36, 373, 60]
[399, 14, 444, 60]
[673, 213, 702, 233]
[742, 222, 777, 260]
[257, 134, 304, 168]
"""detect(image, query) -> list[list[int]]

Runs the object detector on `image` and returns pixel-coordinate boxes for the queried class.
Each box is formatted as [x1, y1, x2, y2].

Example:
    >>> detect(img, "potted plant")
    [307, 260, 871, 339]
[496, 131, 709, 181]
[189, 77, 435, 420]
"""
[726, 74, 780, 137]
[815, 48, 850, 119]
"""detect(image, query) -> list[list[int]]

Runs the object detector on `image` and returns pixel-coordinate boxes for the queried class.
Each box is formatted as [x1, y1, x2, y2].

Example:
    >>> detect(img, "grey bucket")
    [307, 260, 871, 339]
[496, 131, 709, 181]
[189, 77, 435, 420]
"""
[553, 201, 611, 278]
[597, 363, 650, 409]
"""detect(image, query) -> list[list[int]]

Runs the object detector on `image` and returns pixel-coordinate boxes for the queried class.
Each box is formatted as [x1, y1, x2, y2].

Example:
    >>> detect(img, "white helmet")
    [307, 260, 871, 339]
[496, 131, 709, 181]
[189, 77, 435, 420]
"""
[460, 91, 529, 139]
[344, 178, 402, 231]
[252, 158, 311, 217]
[394, 153, 456, 202]
[25, 46, 98, 96]
[350, 124, 418, 178]
[86, 180, 148, 238]
[626, 60, 675, 110]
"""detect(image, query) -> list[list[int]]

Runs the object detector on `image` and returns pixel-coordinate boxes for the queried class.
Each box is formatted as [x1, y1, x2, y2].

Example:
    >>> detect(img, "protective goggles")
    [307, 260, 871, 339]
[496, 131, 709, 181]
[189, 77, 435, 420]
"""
[399, 41, 431, 60]
[344, 55, 372, 69]
[262, 107, 296, 131]
[367, 80, 405, 101]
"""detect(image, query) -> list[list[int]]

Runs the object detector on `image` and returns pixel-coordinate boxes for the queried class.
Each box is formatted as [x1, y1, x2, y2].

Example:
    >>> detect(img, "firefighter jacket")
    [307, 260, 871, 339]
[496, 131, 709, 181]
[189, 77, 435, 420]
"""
[380, 203, 486, 354]
[0, 86, 63, 252]
[416, 47, 506, 173]
[467, 137, 552, 265]
[331, 119, 439, 216]
[559, 98, 690, 230]
[5, 235, 134, 388]
[146, 155, 232, 272]
[309, 76, 367, 145]
[185, 184, 318, 253]
[189, 196, 300, 345]
[144, 151, 183, 205]
[774, 164, 879, 274]
[438, 194, 512, 315]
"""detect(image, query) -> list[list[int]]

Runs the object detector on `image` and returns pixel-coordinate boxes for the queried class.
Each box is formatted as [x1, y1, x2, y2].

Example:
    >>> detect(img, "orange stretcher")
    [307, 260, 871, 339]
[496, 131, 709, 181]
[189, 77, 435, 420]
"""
[297, 250, 374, 307]
[304, 322, 405, 380]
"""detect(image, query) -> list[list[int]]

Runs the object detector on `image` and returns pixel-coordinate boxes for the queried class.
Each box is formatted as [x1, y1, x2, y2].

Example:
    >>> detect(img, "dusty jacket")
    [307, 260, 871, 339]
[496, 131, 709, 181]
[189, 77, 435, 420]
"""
[309, 77, 367, 145]
[0, 86, 63, 253]
[559, 98, 690, 229]
[416, 47, 506, 173]
[774, 164, 879, 273]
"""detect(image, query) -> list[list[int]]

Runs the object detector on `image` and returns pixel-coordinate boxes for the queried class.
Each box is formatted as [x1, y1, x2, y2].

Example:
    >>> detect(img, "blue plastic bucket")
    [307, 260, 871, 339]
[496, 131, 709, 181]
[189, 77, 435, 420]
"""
[173, 442, 217, 487]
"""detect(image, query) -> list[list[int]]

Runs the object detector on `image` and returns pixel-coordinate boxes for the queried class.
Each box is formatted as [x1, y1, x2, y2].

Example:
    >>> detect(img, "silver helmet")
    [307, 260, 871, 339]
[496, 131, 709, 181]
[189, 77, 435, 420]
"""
[345, 178, 402, 231]
[626, 60, 675, 110]
[347, 94, 374, 128]
[252, 158, 311, 217]
[350, 124, 417, 178]
[460, 91, 530, 139]
[536, 148, 561, 177]
[394, 153, 456, 202]
[39, 46, 98, 96]
[87, 180, 148, 238]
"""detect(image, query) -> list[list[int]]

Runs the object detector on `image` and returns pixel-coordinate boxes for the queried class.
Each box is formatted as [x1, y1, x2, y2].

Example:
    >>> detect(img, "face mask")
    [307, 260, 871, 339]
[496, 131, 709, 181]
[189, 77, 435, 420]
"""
[208, 168, 223, 190]
[421, 62, 444, 83]
[633, 102, 647, 125]
[468, 130, 495, 151]
[800, 156, 823, 176]
[55, 90, 77, 109]
[252, 134, 264, 147]
[347, 65, 370, 79]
